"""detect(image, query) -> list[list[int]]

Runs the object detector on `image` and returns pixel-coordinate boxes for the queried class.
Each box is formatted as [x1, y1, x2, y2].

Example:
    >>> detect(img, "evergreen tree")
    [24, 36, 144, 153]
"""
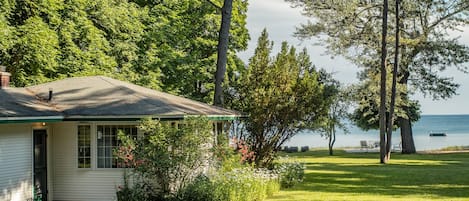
[234, 29, 331, 167]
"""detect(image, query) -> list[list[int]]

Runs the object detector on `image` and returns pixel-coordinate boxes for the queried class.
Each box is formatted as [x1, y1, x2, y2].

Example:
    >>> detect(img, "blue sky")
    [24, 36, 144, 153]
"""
[237, 0, 469, 115]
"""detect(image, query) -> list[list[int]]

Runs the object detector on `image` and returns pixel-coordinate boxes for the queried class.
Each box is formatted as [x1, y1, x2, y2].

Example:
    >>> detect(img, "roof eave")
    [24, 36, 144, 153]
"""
[0, 114, 245, 124]
[63, 114, 244, 121]
[0, 116, 64, 124]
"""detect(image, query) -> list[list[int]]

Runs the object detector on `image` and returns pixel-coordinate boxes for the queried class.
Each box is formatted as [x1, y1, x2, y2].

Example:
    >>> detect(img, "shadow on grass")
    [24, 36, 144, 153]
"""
[277, 150, 469, 199]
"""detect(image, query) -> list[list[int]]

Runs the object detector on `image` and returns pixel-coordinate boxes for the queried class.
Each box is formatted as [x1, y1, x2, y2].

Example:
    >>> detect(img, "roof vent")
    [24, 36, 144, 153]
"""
[48, 88, 53, 101]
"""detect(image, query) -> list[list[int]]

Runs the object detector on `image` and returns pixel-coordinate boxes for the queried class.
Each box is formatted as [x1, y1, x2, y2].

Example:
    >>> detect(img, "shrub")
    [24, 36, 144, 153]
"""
[209, 143, 280, 201]
[115, 117, 281, 201]
[275, 157, 305, 188]
[176, 167, 280, 201]
[116, 170, 147, 201]
[213, 167, 280, 201]
[115, 117, 213, 200]
[176, 175, 217, 201]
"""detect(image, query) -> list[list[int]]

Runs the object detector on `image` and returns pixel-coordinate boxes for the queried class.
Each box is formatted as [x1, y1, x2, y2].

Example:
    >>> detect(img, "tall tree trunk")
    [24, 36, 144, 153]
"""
[398, 68, 417, 154]
[213, 0, 233, 106]
[400, 117, 416, 153]
[379, 0, 389, 164]
[328, 123, 336, 156]
[385, 0, 400, 160]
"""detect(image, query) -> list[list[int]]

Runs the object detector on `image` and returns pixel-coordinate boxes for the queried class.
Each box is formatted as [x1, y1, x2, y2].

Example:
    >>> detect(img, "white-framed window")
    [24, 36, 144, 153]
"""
[77, 125, 91, 168]
[96, 125, 138, 168]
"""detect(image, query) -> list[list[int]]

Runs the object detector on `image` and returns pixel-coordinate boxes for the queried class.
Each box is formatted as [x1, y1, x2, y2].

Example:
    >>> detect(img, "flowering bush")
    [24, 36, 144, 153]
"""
[232, 138, 256, 163]
[114, 117, 213, 200]
[114, 131, 145, 168]
[212, 167, 280, 201]
[115, 118, 281, 201]
[275, 157, 305, 188]
[176, 175, 216, 201]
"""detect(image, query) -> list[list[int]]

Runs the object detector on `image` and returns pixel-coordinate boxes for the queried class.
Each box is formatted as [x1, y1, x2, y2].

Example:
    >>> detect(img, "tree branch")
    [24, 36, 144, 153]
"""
[429, 3, 469, 30]
[206, 0, 222, 10]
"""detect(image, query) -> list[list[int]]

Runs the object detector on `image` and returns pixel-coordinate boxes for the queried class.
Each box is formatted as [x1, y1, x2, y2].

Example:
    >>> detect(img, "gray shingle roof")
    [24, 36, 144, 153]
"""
[0, 76, 241, 122]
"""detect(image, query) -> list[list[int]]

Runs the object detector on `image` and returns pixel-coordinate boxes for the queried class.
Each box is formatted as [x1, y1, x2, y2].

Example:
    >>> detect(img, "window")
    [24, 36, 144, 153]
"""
[78, 125, 91, 168]
[96, 125, 137, 168]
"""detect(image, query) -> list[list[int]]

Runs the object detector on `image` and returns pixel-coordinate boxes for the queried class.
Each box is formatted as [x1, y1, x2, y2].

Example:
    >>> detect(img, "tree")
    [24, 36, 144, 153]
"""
[316, 83, 351, 156]
[379, 0, 389, 163]
[0, 0, 250, 106]
[286, 0, 469, 154]
[386, 0, 400, 160]
[233, 29, 330, 167]
[213, 0, 233, 107]
[1, 0, 143, 86]
[136, 0, 248, 102]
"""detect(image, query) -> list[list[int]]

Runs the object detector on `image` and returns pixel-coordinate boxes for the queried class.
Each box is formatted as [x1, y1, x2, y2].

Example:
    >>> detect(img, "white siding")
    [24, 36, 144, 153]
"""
[0, 124, 33, 201]
[52, 122, 124, 201]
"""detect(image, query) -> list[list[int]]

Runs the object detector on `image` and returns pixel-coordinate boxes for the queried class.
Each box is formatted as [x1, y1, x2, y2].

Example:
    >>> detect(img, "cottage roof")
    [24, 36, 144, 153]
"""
[0, 76, 241, 123]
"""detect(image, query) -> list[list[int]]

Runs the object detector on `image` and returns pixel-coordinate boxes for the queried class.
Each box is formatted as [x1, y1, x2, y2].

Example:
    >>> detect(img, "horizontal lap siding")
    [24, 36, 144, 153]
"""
[0, 124, 33, 201]
[52, 123, 124, 201]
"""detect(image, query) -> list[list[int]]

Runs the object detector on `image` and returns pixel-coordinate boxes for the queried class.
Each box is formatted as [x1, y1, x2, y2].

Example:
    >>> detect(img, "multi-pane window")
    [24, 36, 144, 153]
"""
[97, 125, 137, 168]
[77, 125, 91, 168]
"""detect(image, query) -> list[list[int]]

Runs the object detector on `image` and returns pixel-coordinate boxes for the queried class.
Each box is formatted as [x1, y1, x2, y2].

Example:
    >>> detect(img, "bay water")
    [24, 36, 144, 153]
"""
[285, 115, 469, 151]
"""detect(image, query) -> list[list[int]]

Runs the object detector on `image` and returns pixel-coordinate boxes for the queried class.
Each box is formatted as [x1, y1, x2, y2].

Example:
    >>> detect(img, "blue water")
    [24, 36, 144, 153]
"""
[286, 115, 469, 151]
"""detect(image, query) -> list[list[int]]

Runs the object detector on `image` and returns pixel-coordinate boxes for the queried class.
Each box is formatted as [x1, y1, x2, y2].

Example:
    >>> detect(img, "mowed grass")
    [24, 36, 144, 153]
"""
[267, 150, 469, 201]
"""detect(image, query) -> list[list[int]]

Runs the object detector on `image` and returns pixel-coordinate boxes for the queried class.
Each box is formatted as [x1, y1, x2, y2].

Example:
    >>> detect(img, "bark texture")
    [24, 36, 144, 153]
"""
[214, 0, 233, 106]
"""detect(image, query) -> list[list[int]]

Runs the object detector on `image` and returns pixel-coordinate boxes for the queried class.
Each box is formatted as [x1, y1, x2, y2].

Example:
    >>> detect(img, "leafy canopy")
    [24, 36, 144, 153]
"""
[232, 29, 331, 167]
[0, 0, 249, 104]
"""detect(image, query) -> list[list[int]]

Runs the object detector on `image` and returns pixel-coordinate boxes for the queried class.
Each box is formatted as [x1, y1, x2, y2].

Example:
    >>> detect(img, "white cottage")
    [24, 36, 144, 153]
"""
[0, 73, 240, 201]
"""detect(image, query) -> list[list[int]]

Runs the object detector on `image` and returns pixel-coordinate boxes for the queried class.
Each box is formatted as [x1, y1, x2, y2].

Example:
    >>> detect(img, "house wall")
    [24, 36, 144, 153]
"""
[0, 124, 33, 201]
[51, 122, 126, 201]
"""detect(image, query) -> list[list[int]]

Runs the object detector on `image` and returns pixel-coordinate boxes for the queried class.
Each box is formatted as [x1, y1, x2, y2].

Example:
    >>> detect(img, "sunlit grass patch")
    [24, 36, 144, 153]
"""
[268, 150, 469, 201]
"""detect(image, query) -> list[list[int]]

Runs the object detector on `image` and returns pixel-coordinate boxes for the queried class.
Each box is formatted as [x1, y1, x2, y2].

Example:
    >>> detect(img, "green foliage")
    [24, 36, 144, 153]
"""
[176, 175, 217, 201]
[212, 167, 280, 201]
[12, 16, 60, 86]
[267, 151, 469, 201]
[116, 170, 146, 201]
[176, 167, 280, 201]
[274, 157, 305, 188]
[232, 29, 331, 167]
[0, 13, 14, 65]
[286, 0, 469, 134]
[212, 141, 246, 172]
[115, 117, 213, 200]
[0, 0, 249, 104]
[351, 69, 421, 130]
[116, 118, 281, 201]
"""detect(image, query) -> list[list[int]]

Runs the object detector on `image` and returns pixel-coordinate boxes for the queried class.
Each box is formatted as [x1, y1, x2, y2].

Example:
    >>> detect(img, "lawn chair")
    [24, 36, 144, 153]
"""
[360, 140, 369, 150]
[392, 142, 402, 152]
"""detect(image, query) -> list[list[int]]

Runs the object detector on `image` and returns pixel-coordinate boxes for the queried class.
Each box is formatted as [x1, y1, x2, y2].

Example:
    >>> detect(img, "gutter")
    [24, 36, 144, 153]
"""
[64, 114, 244, 121]
[0, 114, 246, 124]
[0, 116, 64, 124]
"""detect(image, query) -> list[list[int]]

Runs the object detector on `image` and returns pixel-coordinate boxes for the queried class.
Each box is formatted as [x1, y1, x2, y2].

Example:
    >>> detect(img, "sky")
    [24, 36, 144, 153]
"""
[237, 0, 469, 115]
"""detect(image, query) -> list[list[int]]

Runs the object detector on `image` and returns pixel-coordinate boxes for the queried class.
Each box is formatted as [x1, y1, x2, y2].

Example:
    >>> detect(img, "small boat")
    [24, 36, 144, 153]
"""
[429, 132, 447, 137]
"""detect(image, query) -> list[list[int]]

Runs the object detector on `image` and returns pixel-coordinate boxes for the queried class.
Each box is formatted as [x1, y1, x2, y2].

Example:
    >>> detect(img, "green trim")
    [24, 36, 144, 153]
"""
[0, 114, 243, 124]
[65, 118, 189, 122]
[183, 114, 245, 121]
[65, 116, 240, 121]
[206, 116, 240, 121]
[0, 118, 62, 124]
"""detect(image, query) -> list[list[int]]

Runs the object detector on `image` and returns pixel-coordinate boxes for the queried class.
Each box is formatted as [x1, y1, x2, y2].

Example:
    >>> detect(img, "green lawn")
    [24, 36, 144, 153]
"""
[267, 150, 469, 201]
